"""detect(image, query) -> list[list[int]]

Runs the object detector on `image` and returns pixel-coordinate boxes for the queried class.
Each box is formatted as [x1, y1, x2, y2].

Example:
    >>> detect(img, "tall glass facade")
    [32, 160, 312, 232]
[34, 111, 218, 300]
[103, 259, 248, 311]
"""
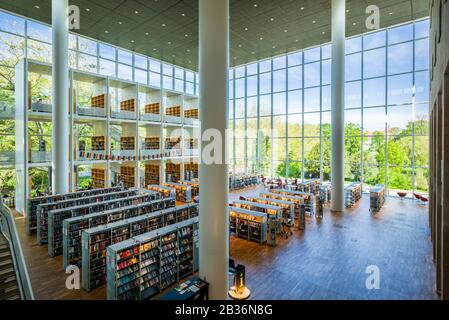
[0, 9, 199, 199]
[229, 19, 430, 196]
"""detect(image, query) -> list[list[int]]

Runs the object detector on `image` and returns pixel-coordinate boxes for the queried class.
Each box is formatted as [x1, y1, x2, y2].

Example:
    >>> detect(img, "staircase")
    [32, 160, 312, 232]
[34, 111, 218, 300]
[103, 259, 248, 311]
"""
[0, 233, 20, 300]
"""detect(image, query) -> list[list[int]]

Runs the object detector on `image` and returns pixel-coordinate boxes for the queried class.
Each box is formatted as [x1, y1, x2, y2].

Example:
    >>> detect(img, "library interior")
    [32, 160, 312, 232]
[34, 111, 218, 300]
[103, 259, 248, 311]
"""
[0, 0, 448, 301]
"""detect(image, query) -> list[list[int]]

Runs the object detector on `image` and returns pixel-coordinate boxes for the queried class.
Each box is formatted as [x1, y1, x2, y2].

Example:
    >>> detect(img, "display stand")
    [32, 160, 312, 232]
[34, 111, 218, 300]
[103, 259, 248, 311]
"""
[245, 196, 295, 226]
[370, 184, 386, 214]
[163, 182, 192, 202]
[147, 185, 176, 199]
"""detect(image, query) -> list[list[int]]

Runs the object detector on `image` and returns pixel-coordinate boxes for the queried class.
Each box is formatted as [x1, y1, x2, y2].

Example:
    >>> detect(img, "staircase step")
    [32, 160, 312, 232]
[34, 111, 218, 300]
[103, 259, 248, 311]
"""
[0, 250, 11, 260]
[0, 287, 20, 300]
[0, 258, 12, 267]
[0, 267, 15, 281]
[0, 278, 18, 291]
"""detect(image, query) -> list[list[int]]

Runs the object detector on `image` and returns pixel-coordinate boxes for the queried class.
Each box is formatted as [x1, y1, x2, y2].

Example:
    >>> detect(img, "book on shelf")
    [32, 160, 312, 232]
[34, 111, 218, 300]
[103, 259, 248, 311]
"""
[120, 137, 135, 150]
[145, 164, 160, 186]
[165, 105, 181, 117]
[184, 108, 198, 119]
[91, 94, 105, 108]
[144, 103, 160, 115]
[82, 203, 198, 292]
[34, 187, 127, 244]
[45, 189, 147, 256]
[120, 166, 135, 189]
[143, 137, 160, 150]
[106, 217, 199, 300]
[165, 163, 181, 183]
[91, 136, 106, 151]
[120, 99, 136, 112]
[61, 190, 163, 268]
[26, 186, 123, 234]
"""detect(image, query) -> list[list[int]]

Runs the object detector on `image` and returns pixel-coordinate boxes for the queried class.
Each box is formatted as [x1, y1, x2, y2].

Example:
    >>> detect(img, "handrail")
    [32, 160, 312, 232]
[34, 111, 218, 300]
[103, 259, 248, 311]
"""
[0, 196, 34, 300]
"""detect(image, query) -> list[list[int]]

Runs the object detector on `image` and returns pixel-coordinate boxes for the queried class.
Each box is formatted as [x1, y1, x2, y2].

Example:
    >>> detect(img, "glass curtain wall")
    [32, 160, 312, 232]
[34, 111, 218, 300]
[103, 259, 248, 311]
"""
[229, 19, 430, 196]
[0, 9, 199, 200]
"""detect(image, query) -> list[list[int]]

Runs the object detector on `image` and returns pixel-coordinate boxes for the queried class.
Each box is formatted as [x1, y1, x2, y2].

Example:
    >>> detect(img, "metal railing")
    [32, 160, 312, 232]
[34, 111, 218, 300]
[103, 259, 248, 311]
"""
[0, 196, 34, 300]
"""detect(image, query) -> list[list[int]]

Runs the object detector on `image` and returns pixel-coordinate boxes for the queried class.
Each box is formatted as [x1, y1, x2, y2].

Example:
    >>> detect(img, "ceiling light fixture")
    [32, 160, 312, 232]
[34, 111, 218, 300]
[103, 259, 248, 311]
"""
[295, 39, 299, 42]
[145, 32, 149, 36]
[168, 41, 172, 44]
[312, 20, 316, 24]
[134, 10, 139, 14]
[118, 21, 123, 25]
[162, 23, 166, 27]
[284, 29, 288, 33]
[322, 31, 326, 34]
[181, 13, 185, 16]
[270, 17, 275, 22]
[259, 37, 263, 40]
[104, 30, 109, 34]
[389, 12, 393, 15]
[131, 40, 135, 43]
[244, 27, 248, 31]
[353, 22, 357, 25]
[254, 4, 258, 8]
[34, 5, 40, 9]
[300, 7, 304, 10]
[85, 8, 90, 12]
[272, 46, 276, 49]
[185, 34, 189, 37]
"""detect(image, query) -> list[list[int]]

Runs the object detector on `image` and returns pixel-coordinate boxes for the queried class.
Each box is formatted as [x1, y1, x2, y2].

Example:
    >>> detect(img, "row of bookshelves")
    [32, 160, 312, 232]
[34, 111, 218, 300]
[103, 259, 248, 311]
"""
[145, 165, 160, 186]
[184, 109, 198, 119]
[26, 186, 123, 234]
[166, 163, 181, 183]
[260, 192, 306, 229]
[179, 180, 199, 198]
[143, 137, 160, 150]
[229, 175, 259, 191]
[92, 168, 106, 189]
[46, 189, 161, 257]
[36, 188, 141, 245]
[271, 189, 315, 216]
[106, 217, 199, 300]
[245, 196, 295, 225]
[229, 207, 268, 244]
[62, 196, 176, 268]
[82, 203, 199, 291]
[370, 184, 386, 214]
[147, 185, 177, 199]
[344, 182, 362, 208]
[120, 166, 135, 189]
[163, 182, 192, 202]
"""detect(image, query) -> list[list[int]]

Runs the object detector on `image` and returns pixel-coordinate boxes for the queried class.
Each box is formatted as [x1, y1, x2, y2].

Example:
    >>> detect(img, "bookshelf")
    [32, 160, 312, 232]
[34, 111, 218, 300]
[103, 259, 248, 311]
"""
[184, 163, 198, 180]
[36, 188, 140, 245]
[183, 108, 199, 126]
[245, 196, 295, 226]
[165, 105, 182, 124]
[91, 168, 106, 189]
[139, 85, 161, 122]
[232, 200, 282, 237]
[229, 174, 259, 191]
[26, 186, 123, 235]
[73, 71, 107, 117]
[142, 103, 161, 122]
[165, 137, 181, 150]
[344, 182, 362, 208]
[120, 99, 136, 112]
[370, 184, 386, 214]
[106, 217, 199, 300]
[163, 182, 192, 202]
[259, 192, 306, 229]
[228, 207, 268, 244]
[120, 137, 135, 151]
[144, 164, 160, 186]
[165, 162, 181, 183]
[147, 185, 176, 199]
[82, 203, 198, 291]
[120, 166, 136, 189]
[62, 197, 174, 268]
[143, 137, 160, 150]
[179, 180, 199, 198]
[271, 189, 315, 216]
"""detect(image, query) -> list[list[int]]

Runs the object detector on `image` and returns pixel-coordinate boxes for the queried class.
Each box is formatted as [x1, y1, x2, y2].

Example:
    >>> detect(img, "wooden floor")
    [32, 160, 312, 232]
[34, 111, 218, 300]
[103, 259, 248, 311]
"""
[13, 185, 438, 300]
[229, 185, 438, 300]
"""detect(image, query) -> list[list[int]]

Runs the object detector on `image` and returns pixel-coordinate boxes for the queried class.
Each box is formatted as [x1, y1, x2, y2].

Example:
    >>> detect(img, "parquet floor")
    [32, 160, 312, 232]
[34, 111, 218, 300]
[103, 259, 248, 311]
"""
[12, 185, 438, 300]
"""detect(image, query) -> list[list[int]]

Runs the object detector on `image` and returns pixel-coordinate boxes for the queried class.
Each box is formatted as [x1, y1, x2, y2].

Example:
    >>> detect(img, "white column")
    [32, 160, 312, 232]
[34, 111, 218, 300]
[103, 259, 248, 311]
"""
[51, 0, 69, 194]
[331, 0, 345, 212]
[198, 0, 229, 300]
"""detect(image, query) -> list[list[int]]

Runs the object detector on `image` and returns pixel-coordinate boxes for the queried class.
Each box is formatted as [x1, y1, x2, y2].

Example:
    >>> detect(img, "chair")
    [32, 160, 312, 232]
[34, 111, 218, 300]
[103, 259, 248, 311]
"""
[229, 258, 236, 275]
[239, 196, 247, 201]
[414, 193, 423, 203]
[420, 195, 428, 205]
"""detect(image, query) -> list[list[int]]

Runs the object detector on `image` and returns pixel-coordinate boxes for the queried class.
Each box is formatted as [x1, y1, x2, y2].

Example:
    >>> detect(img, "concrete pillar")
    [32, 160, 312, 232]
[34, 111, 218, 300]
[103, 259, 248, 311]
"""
[331, 0, 345, 212]
[198, 0, 230, 299]
[51, 0, 69, 194]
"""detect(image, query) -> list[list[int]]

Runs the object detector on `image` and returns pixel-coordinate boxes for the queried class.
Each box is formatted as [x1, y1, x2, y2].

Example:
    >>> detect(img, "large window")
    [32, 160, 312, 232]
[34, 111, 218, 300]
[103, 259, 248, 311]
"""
[228, 19, 430, 196]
